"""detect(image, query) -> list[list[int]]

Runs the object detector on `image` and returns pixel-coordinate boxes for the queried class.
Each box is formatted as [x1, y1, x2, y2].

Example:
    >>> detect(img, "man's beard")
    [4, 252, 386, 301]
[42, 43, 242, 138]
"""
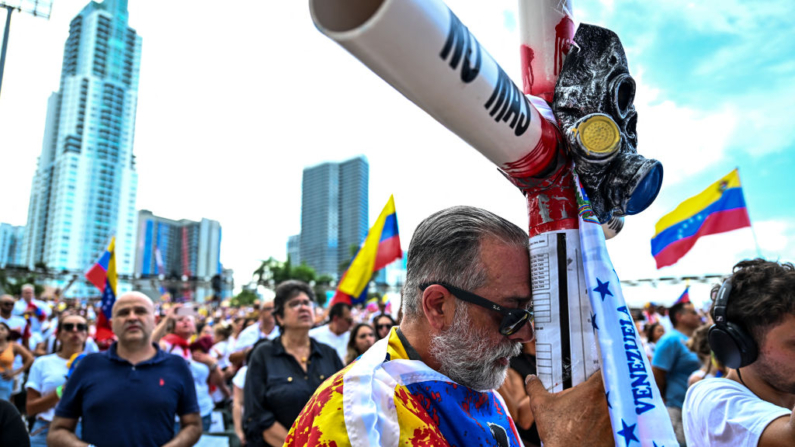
[430, 303, 522, 391]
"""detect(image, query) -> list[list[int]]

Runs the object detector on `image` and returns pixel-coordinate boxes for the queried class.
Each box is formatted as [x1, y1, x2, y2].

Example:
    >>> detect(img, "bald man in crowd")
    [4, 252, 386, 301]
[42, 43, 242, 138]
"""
[48, 292, 202, 447]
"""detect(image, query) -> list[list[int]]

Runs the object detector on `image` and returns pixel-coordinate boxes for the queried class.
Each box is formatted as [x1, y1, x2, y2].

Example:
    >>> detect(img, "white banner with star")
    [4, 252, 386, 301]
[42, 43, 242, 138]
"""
[575, 173, 678, 447]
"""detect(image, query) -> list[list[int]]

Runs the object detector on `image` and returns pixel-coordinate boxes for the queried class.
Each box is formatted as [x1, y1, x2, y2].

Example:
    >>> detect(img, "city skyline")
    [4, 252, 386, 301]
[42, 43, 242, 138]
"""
[1, 1, 794, 307]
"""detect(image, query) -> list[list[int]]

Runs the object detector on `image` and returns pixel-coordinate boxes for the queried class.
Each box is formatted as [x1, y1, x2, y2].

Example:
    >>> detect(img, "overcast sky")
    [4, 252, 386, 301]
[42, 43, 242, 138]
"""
[1, 0, 794, 308]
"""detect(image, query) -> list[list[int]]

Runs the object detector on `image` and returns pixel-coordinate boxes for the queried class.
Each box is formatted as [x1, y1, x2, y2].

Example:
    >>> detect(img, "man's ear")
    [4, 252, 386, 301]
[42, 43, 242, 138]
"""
[422, 285, 455, 331]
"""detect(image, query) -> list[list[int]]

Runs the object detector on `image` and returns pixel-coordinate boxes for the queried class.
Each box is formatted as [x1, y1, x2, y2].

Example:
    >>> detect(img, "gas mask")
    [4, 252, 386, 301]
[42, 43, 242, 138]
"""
[553, 24, 663, 224]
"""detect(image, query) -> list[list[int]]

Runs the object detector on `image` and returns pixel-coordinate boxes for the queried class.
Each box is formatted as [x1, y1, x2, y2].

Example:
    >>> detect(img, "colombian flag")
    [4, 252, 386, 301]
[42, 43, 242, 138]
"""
[85, 237, 117, 343]
[333, 196, 401, 305]
[651, 170, 751, 269]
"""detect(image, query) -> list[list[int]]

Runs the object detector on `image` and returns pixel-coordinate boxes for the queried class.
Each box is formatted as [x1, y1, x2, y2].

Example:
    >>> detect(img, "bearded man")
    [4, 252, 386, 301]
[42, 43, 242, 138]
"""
[284, 206, 611, 447]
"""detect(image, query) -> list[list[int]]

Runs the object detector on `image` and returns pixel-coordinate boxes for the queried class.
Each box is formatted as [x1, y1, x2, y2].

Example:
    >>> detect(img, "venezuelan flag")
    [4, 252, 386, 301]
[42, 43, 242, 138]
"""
[674, 286, 690, 305]
[333, 195, 401, 305]
[651, 169, 751, 269]
[85, 237, 117, 342]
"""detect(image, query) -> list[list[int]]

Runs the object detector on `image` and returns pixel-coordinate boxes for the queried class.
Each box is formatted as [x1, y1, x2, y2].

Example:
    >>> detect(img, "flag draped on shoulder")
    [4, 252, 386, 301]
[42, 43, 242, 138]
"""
[575, 174, 678, 447]
[333, 195, 401, 305]
[651, 169, 751, 268]
[285, 328, 522, 447]
[85, 237, 117, 343]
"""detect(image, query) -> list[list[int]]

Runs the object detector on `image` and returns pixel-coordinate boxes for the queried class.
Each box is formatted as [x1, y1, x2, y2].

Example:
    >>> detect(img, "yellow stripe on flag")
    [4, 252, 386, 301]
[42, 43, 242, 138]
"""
[338, 196, 396, 297]
[653, 169, 741, 237]
[107, 237, 117, 294]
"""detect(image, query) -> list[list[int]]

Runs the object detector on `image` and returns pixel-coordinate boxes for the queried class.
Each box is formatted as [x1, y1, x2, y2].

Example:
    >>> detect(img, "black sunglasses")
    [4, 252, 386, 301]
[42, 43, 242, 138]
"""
[0, 302, 13, 307]
[420, 283, 533, 337]
[62, 323, 88, 332]
[376, 324, 393, 330]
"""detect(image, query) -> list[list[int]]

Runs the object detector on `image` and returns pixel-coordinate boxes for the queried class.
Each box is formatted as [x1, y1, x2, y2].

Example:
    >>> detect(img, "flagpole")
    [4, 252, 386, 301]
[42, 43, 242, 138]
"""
[737, 167, 763, 258]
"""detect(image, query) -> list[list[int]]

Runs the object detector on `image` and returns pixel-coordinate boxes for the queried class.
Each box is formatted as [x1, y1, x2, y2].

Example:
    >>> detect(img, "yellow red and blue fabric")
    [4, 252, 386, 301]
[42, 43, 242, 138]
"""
[285, 328, 522, 447]
[674, 286, 690, 305]
[85, 237, 117, 342]
[651, 169, 751, 269]
[334, 195, 402, 305]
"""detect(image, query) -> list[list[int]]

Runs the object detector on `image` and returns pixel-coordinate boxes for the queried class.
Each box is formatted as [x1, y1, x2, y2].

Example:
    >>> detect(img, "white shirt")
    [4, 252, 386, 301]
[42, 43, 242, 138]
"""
[232, 365, 247, 390]
[12, 299, 51, 333]
[309, 324, 349, 364]
[0, 315, 26, 333]
[684, 378, 790, 447]
[25, 354, 69, 421]
[233, 323, 280, 352]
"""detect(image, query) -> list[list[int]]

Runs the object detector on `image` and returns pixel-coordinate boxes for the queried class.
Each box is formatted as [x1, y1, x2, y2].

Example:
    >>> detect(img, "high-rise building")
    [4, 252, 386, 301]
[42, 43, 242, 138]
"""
[287, 234, 301, 265]
[134, 210, 223, 302]
[300, 156, 369, 278]
[22, 0, 141, 297]
[0, 224, 25, 268]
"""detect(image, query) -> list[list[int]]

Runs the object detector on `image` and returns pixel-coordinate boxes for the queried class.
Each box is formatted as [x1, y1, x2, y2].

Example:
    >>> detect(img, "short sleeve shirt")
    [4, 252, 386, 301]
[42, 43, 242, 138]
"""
[25, 354, 69, 421]
[55, 343, 199, 447]
[652, 328, 701, 408]
[683, 378, 790, 446]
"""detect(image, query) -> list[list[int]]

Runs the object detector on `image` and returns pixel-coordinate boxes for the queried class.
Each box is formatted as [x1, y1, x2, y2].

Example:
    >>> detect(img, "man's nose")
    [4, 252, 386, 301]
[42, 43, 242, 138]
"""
[506, 322, 534, 344]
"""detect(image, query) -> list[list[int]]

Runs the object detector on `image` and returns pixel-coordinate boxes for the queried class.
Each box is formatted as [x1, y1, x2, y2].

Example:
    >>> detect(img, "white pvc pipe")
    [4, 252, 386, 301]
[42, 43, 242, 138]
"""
[310, 0, 551, 171]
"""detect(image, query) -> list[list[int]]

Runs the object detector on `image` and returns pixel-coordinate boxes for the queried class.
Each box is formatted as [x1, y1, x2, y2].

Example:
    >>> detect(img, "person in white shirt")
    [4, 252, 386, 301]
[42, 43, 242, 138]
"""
[684, 259, 795, 447]
[12, 285, 51, 335]
[229, 299, 279, 367]
[308, 302, 353, 363]
[25, 314, 89, 447]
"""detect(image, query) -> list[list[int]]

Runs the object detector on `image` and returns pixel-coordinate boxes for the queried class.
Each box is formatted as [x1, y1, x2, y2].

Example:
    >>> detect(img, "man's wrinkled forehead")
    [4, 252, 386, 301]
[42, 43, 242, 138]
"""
[0, 295, 14, 304]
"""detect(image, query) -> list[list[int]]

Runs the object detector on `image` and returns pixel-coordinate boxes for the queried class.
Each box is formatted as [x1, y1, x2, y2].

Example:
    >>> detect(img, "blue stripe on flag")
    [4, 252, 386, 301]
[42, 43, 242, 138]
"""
[379, 213, 399, 242]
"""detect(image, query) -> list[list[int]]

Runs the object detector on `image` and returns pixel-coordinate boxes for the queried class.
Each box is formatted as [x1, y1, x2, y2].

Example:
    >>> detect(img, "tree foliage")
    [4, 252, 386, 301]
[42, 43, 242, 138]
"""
[0, 272, 45, 297]
[231, 289, 259, 307]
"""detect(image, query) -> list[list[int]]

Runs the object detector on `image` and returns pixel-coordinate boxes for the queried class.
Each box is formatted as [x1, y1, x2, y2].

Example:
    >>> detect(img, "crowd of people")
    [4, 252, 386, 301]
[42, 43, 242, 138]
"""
[0, 206, 793, 447]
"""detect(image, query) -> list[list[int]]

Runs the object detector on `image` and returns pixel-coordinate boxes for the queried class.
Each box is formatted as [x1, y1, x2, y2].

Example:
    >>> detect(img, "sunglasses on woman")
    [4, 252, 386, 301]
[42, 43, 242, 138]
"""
[62, 323, 88, 332]
[420, 283, 533, 338]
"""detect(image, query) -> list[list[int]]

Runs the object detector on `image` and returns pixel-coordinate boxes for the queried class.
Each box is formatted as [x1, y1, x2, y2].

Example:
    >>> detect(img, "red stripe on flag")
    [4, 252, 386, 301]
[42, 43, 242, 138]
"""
[94, 311, 115, 343]
[374, 236, 401, 271]
[655, 208, 751, 268]
[86, 264, 108, 292]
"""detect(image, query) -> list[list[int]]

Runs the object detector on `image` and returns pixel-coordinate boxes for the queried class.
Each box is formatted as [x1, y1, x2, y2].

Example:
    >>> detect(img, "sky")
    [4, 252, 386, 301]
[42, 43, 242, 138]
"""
[1, 0, 794, 308]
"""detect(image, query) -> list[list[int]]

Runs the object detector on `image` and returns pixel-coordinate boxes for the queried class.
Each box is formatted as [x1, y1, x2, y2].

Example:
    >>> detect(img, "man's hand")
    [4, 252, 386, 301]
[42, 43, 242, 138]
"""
[525, 370, 615, 447]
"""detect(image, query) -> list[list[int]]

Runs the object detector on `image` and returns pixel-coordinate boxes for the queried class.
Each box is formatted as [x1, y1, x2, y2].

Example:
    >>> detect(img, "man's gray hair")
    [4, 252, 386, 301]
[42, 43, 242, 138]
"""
[401, 206, 529, 319]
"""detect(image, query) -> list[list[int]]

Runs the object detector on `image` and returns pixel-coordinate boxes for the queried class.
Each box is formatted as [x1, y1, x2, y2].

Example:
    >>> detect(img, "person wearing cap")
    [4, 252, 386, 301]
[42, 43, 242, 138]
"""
[683, 260, 795, 447]
[285, 206, 613, 447]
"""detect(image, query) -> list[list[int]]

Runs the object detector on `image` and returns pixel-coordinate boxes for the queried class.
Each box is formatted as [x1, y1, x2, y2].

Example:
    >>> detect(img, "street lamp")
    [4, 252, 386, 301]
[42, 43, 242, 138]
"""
[0, 1, 53, 100]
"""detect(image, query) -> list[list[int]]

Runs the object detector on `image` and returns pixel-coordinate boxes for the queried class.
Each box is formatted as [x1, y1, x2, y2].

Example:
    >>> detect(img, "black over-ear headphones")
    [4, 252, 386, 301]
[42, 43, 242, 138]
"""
[707, 279, 758, 369]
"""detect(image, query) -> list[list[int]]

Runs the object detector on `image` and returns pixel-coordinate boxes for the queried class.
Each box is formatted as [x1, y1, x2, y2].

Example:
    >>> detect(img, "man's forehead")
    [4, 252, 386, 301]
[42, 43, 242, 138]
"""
[113, 294, 153, 312]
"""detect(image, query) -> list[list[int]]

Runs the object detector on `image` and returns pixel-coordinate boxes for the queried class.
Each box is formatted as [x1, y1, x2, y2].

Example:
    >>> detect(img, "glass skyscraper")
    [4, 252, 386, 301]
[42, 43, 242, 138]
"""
[300, 157, 369, 279]
[22, 0, 141, 297]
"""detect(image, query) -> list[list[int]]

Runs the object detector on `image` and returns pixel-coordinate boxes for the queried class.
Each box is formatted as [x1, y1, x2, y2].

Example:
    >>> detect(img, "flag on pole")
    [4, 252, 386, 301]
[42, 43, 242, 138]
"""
[332, 195, 401, 306]
[576, 174, 678, 447]
[85, 237, 117, 343]
[651, 169, 751, 269]
[674, 286, 690, 305]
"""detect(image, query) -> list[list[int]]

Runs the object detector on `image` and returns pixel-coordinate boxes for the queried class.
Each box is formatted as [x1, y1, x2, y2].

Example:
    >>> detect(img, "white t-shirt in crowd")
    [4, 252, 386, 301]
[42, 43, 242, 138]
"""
[309, 324, 349, 364]
[232, 365, 247, 390]
[684, 378, 791, 447]
[211, 340, 232, 369]
[0, 315, 26, 333]
[233, 324, 280, 352]
[12, 299, 51, 333]
[25, 354, 69, 421]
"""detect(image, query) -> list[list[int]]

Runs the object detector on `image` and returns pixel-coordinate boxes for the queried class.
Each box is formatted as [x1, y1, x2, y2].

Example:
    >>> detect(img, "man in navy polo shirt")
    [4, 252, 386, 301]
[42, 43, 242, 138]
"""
[48, 292, 202, 447]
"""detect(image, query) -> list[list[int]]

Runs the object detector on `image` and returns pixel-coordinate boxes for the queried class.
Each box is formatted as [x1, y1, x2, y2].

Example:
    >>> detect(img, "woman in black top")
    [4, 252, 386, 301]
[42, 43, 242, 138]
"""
[243, 281, 344, 447]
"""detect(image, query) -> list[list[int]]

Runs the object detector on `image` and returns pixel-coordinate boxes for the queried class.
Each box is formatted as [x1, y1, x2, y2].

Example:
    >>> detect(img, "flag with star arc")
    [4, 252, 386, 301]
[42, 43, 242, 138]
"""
[575, 173, 678, 447]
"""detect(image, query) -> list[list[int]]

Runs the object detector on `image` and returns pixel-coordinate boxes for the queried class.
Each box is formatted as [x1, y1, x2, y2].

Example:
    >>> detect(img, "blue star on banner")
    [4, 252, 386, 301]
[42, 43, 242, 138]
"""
[653, 442, 663, 447]
[590, 312, 599, 331]
[605, 391, 612, 409]
[593, 278, 613, 301]
[617, 419, 639, 446]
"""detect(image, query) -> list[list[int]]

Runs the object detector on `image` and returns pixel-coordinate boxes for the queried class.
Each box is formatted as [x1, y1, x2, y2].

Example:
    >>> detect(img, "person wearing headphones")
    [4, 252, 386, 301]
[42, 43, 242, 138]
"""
[683, 259, 795, 446]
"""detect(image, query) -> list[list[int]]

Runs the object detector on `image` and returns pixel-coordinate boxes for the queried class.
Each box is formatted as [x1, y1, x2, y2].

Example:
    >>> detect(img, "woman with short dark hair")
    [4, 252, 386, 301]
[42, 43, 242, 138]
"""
[243, 280, 344, 447]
